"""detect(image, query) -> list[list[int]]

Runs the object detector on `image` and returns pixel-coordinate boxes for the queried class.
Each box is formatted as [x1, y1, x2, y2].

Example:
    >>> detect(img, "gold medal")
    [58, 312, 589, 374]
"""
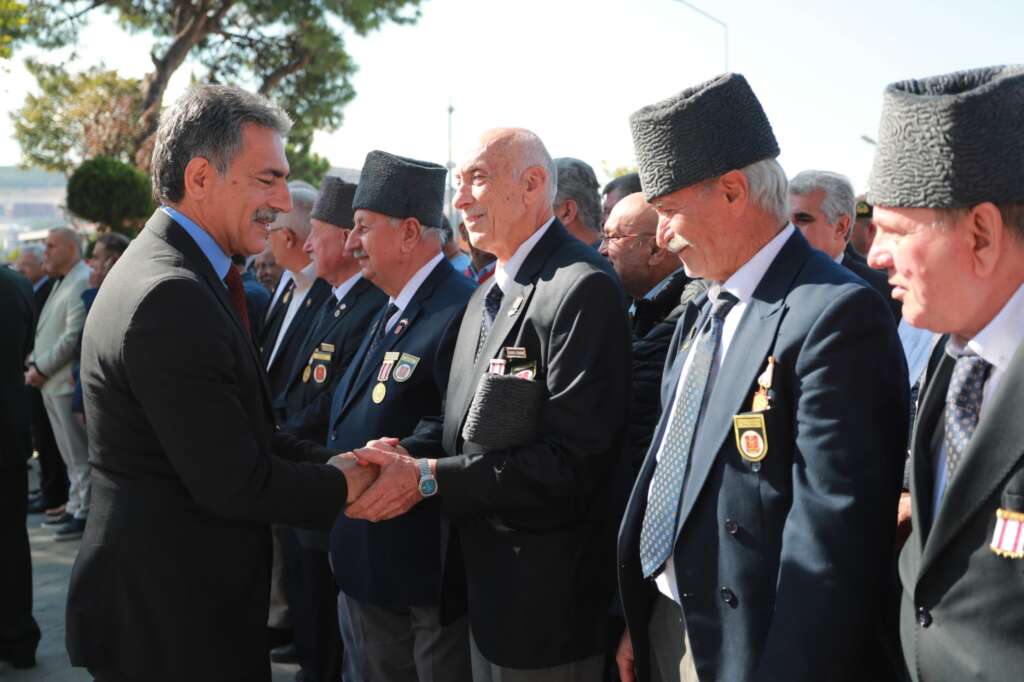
[372, 382, 386, 404]
[302, 365, 312, 383]
[733, 413, 768, 462]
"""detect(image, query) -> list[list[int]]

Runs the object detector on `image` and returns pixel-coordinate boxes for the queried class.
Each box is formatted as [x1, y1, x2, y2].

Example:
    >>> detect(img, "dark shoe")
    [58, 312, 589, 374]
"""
[54, 517, 86, 541]
[270, 642, 299, 664]
[42, 512, 73, 527]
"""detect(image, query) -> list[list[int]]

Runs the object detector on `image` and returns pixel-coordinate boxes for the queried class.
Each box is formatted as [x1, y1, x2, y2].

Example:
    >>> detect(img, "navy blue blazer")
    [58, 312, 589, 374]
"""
[327, 258, 473, 608]
[617, 229, 909, 682]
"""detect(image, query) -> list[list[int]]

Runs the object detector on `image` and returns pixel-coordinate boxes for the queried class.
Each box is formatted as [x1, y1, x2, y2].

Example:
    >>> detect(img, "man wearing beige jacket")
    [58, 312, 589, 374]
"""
[25, 227, 92, 541]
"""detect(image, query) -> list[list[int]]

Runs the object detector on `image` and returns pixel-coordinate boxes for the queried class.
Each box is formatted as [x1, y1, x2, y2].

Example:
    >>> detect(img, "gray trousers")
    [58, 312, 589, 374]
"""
[338, 590, 471, 682]
[42, 392, 89, 519]
[469, 633, 604, 682]
[648, 593, 699, 682]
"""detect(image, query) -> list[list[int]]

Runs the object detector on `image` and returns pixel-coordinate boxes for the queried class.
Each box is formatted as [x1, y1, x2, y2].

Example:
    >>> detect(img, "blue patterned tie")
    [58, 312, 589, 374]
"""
[640, 291, 739, 578]
[475, 282, 504, 359]
[942, 351, 992, 489]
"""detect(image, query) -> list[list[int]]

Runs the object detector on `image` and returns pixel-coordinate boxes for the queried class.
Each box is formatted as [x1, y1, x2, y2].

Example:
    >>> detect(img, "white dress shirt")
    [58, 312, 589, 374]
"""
[267, 262, 317, 368]
[932, 281, 1024, 512]
[494, 217, 555, 294]
[332, 272, 362, 303]
[384, 253, 445, 333]
[653, 224, 795, 603]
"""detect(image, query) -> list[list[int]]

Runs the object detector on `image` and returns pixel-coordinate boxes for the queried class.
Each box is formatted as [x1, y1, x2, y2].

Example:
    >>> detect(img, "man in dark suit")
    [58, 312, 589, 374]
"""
[0, 266, 40, 670]
[789, 169, 902, 321]
[349, 129, 631, 681]
[15, 244, 69, 515]
[865, 65, 1024, 682]
[65, 84, 376, 682]
[274, 177, 386, 682]
[615, 74, 908, 682]
[261, 182, 332, 398]
[324, 151, 474, 682]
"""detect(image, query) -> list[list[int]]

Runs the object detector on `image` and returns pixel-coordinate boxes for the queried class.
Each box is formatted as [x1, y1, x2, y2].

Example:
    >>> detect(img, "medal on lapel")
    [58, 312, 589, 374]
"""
[990, 508, 1024, 558]
[393, 318, 410, 336]
[378, 352, 399, 382]
[393, 353, 420, 383]
[372, 383, 387, 404]
[302, 365, 312, 383]
[752, 356, 776, 412]
[313, 363, 328, 384]
[733, 413, 768, 462]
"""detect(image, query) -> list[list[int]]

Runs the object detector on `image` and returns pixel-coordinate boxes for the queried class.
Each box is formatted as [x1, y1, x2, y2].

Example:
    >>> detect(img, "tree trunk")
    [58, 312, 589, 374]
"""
[133, 0, 236, 170]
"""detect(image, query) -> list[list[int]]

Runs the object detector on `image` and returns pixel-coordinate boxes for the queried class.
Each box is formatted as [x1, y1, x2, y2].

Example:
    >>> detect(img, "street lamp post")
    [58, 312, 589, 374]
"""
[672, 0, 729, 73]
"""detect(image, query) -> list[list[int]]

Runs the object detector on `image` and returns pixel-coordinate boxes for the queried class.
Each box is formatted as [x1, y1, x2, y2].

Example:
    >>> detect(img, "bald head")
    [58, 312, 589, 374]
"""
[600, 192, 677, 299]
[43, 227, 82, 277]
[267, 183, 317, 272]
[454, 127, 558, 262]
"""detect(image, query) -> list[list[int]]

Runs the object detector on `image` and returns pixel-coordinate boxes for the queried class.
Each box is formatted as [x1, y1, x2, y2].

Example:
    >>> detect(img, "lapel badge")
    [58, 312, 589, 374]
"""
[313, 363, 328, 384]
[990, 508, 1024, 558]
[372, 382, 387, 404]
[378, 355, 396, 382]
[733, 413, 768, 463]
[752, 356, 776, 412]
[508, 295, 524, 316]
[282, 289, 292, 304]
[393, 353, 420, 382]
[302, 365, 312, 383]
[394, 318, 410, 336]
[321, 342, 336, 352]
[503, 346, 528, 360]
[488, 358, 507, 375]
[306, 298, 312, 307]
[511, 361, 537, 380]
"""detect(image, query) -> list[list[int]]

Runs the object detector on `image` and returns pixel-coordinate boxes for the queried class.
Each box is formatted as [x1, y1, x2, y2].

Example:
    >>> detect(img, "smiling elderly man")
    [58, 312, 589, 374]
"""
[66, 84, 375, 682]
[614, 74, 908, 682]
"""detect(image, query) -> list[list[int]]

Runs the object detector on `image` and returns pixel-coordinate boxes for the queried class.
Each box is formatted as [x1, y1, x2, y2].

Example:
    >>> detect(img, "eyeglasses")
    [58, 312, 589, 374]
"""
[601, 233, 656, 243]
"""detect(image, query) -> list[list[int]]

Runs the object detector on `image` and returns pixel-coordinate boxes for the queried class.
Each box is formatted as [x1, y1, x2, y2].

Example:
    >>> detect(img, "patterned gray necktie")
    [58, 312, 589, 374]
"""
[942, 351, 992, 488]
[640, 292, 739, 578]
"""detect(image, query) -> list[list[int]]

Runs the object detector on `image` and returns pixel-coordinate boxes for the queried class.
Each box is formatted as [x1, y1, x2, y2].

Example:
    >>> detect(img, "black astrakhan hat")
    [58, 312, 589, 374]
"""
[629, 73, 780, 201]
[310, 176, 357, 228]
[352, 150, 447, 227]
[867, 65, 1024, 208]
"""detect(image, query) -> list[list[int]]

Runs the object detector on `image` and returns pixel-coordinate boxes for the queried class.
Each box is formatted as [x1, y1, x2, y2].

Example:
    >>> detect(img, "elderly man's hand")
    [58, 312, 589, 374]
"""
[24, 366, 46, 387]
[327, 451, 379, 505]
[345, 439, 425, 522]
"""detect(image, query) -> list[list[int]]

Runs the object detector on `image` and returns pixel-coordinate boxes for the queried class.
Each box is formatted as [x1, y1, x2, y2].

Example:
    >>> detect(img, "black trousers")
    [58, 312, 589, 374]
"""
[30, 386, 68, 508]
[0, 459, 41, 662]
[282, 528, 343, 682]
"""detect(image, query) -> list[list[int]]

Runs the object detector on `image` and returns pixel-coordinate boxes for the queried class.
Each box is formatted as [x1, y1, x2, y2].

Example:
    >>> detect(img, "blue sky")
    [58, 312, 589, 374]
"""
[1, 0, 1021, 193]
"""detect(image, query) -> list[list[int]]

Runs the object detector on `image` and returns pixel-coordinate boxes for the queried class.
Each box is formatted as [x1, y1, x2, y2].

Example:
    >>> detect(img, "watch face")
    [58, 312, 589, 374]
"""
[419, 478, 438, 497]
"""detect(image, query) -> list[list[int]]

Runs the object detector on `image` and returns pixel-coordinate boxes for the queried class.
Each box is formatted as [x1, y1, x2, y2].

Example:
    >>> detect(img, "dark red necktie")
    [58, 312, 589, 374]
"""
[223, 267, 252, 335]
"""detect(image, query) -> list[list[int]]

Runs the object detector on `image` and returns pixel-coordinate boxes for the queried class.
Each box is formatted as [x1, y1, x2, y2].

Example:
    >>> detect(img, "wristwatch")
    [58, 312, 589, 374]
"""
[417, 459, 438, 497]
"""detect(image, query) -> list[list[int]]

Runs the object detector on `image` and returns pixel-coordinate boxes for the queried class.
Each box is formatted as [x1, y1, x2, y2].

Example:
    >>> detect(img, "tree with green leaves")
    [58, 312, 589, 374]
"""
[7, 0, 422, 182]
[66, 156, 154, 235]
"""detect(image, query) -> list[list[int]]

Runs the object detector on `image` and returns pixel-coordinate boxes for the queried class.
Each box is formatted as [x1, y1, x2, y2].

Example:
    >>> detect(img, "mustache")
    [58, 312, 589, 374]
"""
[352, 248, 368, 259]
[253, 208, 279, 224]
[666, 234, 689, 253]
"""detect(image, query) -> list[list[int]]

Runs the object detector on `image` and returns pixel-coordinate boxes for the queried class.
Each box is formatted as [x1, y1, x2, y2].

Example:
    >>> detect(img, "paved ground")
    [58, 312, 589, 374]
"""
[0, 462, 300, 681]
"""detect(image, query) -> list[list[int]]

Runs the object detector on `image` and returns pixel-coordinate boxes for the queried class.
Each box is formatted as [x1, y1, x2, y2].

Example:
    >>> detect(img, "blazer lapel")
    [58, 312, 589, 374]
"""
[919, 342, 1024, 576]
[444, 284, 488, 456]
[908, 353, 952, 551]
[675, 231, 806, 536]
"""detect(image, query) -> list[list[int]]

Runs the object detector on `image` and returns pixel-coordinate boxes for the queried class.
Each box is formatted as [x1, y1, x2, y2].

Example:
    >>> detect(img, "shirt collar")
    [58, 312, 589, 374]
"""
[162, 205, 231, 280]
[495, 216, 555, 292]
[709, 224, 795, 305]
[289, 261, 317, 292]
[332, 272, 363, 302]
[948, 281, 1024, 371]
[644, 268, 683, 301]
[391, 252, 444, 313]
[33, 275, 50, 292]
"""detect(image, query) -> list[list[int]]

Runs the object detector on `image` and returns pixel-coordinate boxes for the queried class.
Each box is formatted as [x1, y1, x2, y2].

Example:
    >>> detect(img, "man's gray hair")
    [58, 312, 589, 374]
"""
[283, 182, 317, 240]
[20, 243, 44, 262]
[152, 84, 293, 204]
[49, 227, 82, 256]
[739, 158, 790, 224]
[789, 170, 857, 227]
[554, 157, 602, 233]
[386, 216, 448, 246]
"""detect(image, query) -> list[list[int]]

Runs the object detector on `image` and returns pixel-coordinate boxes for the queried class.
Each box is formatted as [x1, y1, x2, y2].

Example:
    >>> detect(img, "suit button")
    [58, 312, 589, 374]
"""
[720, 587, 736, 606]
[916, 607, 932, 627]
[724, 519, 739, 535]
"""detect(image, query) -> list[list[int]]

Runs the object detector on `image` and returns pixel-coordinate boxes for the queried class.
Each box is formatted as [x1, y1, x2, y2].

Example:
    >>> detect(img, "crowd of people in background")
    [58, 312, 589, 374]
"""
[1, 63, 1022, 682]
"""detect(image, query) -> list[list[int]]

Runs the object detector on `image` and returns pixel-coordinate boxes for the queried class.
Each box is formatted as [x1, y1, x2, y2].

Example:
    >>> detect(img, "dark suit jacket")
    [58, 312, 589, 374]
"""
[260, 276, 332, 397]
[242, 270, 271, 339]
[277, 276, 386, 440]
[329, 258, 473, 608]
[0, 267, 34, 468]
[33, 276, 54, 315]
[405, 221, 631, 668]
[842, 246, 901, 321]
[66, 210, 349, 682]
[618, 229, 909, 682]
[899, 332, 1024, 681]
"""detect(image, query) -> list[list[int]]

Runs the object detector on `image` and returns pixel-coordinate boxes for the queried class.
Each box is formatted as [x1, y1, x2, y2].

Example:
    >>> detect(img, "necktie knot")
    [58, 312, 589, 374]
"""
[946, 352, 992, 413]
[711, 291, 739, 320]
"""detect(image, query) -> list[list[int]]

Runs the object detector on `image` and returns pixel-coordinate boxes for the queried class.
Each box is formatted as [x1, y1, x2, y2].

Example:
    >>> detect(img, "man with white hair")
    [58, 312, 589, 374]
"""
[260, 181, 333, 398]
[615, 74, 909, 682]
[789, 169, 900, 320]
[25, 227, 92, 541]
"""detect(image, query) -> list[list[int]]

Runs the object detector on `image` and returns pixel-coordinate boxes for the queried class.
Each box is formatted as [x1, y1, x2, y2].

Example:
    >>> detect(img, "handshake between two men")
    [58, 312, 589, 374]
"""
[328, 437, 427, 521]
